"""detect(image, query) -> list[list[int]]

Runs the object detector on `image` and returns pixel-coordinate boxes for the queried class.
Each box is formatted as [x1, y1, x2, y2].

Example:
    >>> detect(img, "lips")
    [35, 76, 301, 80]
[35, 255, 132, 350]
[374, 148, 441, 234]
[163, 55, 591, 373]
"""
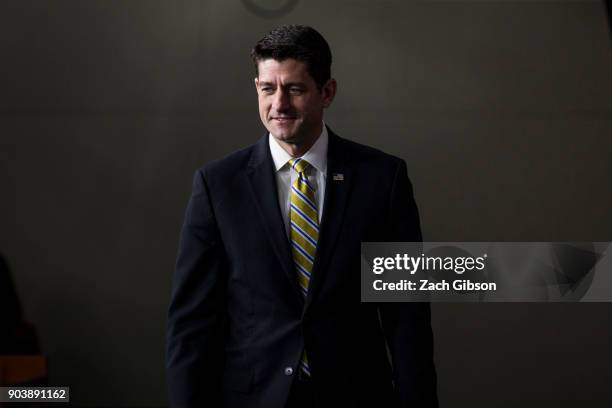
[272, 117, 296, 126]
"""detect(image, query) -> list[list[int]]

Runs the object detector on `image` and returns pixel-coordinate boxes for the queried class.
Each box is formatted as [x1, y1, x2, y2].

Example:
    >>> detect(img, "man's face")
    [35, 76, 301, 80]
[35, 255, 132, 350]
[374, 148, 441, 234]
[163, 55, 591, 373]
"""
[255, 58, 335, 148]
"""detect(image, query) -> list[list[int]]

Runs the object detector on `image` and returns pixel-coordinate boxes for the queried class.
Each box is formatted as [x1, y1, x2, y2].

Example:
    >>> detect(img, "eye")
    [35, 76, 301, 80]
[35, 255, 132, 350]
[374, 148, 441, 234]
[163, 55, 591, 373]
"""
[289, 87, 303, 95]
[260, 86, 274, 94]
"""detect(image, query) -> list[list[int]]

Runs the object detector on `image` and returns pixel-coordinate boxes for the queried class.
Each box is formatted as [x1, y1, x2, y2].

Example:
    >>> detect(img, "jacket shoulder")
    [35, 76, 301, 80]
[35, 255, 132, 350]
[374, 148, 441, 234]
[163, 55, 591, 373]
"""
[193, 141, 260, 192]
[337, 135, 405, 174]
[201, 144, 254, 174]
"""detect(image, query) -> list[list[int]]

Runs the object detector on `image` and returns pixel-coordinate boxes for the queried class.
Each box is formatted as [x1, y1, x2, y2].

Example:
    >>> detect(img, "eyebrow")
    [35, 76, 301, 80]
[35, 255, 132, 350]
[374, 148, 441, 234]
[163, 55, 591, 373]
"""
[258, 82, 306, 88]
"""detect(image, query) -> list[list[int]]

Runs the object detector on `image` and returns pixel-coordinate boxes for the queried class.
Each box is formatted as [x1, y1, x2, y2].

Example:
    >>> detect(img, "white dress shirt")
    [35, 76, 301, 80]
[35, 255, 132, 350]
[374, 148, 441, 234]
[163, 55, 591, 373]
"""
[269, 124, 328, 238]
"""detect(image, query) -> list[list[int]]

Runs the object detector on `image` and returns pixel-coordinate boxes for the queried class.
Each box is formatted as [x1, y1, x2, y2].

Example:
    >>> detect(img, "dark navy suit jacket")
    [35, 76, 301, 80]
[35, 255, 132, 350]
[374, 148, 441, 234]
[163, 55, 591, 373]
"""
[166, 128, 438, 407]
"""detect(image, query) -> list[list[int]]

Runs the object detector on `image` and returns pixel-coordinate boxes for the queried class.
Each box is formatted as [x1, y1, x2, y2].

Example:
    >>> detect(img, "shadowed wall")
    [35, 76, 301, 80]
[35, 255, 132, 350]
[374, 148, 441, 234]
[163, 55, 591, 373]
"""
[1, 1, 611, 406]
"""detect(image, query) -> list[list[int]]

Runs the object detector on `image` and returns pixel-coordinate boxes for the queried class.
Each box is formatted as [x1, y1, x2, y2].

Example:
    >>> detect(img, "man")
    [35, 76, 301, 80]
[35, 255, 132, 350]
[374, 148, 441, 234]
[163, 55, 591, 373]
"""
[166, 25, 437, 408]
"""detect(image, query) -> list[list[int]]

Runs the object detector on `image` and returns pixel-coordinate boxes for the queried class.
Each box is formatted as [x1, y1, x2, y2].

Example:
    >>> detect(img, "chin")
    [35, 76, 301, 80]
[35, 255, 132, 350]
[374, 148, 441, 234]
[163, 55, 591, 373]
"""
[269, 127, 299, 143]
[273, 133, 299, 144]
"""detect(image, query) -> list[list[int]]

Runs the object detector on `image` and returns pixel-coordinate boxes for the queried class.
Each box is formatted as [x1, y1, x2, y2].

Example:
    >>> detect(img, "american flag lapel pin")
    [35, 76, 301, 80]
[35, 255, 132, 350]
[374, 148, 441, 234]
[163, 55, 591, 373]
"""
[332, 173, 344, 181]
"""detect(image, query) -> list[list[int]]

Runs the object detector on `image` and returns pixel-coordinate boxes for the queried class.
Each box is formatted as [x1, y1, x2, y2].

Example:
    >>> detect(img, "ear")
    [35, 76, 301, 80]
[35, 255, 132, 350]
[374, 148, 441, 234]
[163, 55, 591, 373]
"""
[321, 78, 337, 108]
[254, 77, 259, 89]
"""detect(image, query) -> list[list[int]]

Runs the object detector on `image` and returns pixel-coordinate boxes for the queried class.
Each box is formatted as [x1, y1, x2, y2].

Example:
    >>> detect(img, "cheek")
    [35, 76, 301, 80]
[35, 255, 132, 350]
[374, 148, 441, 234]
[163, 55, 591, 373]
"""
[296, 100, 318, 118]
[257, 99, 269, 115]
[292, 99, 309, 114]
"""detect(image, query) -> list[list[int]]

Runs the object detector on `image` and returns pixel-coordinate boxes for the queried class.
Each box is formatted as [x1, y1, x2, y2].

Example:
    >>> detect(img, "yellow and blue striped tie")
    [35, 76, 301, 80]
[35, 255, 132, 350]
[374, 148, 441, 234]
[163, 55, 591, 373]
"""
[288, 158, 318, 377]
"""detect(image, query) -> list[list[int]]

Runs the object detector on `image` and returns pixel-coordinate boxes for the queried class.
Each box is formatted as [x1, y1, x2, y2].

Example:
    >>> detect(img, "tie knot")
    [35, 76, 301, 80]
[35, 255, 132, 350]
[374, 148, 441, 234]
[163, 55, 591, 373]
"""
[288, 158, 311, 174]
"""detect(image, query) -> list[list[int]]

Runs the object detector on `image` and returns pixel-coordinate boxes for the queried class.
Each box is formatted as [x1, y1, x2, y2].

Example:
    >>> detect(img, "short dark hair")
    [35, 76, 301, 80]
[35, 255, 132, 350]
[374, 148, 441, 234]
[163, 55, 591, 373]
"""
[251, 25, 332, 89]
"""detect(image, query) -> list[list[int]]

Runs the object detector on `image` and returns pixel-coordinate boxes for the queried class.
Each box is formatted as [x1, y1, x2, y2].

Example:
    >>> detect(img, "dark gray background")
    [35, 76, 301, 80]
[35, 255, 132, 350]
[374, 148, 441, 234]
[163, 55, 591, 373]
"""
[1, 0, 611, 406]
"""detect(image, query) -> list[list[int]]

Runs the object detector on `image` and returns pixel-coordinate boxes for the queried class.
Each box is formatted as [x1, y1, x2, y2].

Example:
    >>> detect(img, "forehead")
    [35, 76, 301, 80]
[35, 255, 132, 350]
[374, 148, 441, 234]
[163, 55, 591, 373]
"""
[256, 58, 313, 82]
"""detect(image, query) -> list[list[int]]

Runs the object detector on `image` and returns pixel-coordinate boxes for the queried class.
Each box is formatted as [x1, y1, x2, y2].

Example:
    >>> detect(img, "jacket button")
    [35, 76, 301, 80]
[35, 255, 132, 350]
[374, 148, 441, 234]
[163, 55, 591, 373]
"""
[284, 367, 294, 376]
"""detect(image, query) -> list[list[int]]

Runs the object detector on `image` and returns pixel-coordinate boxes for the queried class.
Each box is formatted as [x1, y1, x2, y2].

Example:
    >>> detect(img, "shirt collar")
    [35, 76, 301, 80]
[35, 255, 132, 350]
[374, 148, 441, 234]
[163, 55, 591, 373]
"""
[269, 123, 328, 175]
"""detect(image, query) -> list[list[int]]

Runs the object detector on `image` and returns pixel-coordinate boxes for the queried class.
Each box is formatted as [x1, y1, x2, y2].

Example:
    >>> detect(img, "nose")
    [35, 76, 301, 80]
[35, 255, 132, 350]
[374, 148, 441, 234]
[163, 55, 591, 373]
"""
[272, 88, 290, 113]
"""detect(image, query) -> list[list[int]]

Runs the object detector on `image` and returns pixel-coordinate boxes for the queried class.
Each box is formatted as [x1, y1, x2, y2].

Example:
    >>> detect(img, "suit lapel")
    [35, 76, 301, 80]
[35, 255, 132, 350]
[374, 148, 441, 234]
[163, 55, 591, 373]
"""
[246, 135, 304, 303]
[305, 129, 353, 311]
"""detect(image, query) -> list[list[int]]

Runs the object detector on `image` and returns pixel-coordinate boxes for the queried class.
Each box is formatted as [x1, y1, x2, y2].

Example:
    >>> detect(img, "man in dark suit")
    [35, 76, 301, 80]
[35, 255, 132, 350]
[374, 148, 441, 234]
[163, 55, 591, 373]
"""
[166, 25, 437, 408]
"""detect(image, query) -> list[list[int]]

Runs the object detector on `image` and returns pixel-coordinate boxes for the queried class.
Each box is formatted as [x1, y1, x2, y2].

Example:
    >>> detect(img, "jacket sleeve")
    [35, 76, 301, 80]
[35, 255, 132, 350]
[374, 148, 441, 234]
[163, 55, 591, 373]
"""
[378, 159, 438, 408]
[166, 169, 227, 408]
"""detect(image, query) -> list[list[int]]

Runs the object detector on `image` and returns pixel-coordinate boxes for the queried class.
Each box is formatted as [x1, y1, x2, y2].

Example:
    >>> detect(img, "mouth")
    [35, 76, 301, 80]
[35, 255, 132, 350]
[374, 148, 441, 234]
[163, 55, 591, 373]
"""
[271, 117, 296, 123]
